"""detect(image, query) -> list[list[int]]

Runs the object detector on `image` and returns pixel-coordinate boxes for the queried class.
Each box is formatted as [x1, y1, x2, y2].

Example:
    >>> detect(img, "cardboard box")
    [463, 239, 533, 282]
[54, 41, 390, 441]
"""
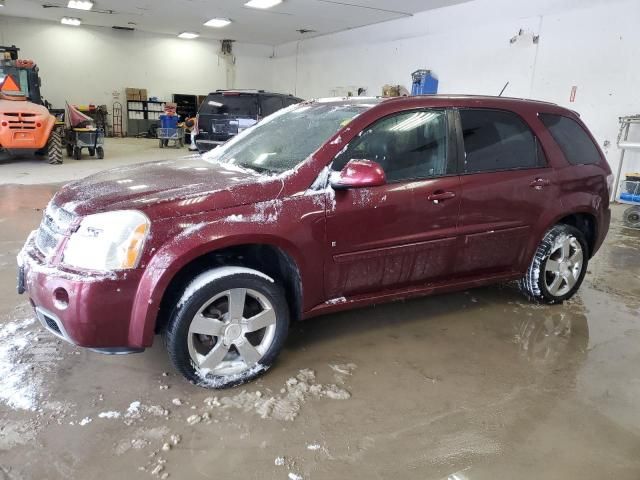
[126, 87, 148, 101]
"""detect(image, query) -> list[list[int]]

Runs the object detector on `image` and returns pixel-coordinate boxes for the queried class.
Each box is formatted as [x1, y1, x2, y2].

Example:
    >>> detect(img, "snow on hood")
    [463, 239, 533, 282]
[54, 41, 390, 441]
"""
[52, 156, 285, 219]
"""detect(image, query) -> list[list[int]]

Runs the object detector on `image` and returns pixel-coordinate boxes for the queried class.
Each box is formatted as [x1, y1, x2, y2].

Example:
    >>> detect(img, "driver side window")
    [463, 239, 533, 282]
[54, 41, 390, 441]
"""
[333, 109, 450, 182]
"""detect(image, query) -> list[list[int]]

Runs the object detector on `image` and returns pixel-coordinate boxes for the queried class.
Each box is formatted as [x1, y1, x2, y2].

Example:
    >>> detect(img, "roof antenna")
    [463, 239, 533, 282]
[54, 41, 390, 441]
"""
[498, 82, 509, 97]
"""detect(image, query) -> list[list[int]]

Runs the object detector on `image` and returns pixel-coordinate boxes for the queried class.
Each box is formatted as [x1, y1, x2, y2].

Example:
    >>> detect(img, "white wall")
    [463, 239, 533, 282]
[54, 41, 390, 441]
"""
[3, 3, 640, 176]
[271, 0, 640, 176]
[0, 16, 276, 114]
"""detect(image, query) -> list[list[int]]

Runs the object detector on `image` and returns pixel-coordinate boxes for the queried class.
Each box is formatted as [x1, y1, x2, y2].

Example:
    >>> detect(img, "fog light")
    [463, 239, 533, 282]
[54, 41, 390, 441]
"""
[53, 288, 69, 309]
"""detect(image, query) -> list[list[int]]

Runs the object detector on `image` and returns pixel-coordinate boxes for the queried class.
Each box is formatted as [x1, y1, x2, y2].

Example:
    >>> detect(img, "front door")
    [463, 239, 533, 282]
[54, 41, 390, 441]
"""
[324, 109, 461, 299]
[453, 108, 558, 276]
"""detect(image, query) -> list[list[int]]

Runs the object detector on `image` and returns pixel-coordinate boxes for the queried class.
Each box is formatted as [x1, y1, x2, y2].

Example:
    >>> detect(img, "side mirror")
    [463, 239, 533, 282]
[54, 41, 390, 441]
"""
[330, 159, 386, 190]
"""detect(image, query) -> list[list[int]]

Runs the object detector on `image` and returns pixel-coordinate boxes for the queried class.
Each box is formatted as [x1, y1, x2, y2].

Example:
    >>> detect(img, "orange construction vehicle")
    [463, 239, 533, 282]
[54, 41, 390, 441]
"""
[0, 45, 63, 164]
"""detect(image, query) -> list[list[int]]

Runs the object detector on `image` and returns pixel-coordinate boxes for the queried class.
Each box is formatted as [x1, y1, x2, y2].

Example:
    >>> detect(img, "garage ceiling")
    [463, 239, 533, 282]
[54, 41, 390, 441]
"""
[1, 0, 470, 45]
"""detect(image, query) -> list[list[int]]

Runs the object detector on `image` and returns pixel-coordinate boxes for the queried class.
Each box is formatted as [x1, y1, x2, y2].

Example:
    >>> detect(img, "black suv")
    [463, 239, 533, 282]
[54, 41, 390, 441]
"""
[195, 90, 303, 153]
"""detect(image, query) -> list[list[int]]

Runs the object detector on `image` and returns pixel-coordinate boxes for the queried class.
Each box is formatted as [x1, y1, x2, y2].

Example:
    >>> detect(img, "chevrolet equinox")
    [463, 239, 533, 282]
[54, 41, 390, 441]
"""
[18, 95, 612, 388]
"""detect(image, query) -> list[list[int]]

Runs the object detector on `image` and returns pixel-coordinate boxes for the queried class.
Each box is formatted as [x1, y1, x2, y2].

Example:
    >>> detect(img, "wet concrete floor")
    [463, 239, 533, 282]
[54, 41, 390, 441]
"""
[0, 183, 639, 480]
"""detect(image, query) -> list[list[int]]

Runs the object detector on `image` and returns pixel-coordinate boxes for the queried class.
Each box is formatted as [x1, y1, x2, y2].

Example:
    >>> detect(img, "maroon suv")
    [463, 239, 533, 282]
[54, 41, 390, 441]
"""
[18, 95, 612, 388]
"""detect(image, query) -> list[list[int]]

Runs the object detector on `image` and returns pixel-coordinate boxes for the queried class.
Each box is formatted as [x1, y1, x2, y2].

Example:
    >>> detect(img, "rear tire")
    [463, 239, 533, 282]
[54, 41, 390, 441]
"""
[46, 127, 63, 165]
[96, 146, 104, 159]
[164, 268, 289, 389]
[623, 206, 640, 229]
[518, 224, 588, 304]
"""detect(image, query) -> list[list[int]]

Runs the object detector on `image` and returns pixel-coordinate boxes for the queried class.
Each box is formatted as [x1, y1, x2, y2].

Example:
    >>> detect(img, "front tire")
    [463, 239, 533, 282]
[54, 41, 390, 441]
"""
[46, 127, 63, 164]
[164, 268, 289, 388]
[518, 224, 588, 304]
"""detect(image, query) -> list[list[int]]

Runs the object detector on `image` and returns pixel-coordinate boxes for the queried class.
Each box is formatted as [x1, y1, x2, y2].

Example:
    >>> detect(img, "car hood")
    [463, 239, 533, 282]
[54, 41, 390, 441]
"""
[52, 156, 285, 219]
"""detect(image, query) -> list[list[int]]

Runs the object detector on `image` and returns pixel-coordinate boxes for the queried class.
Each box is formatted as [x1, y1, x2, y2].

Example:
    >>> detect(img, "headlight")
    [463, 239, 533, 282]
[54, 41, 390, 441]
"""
[63, 210, 150, 271]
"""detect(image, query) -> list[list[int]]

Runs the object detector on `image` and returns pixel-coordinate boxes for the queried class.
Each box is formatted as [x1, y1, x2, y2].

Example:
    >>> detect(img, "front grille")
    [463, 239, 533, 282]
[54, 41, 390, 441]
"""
[43, 314, 62, 334]
[4, 112, 37, 130]
[34, 204, 75, 257]
[35, 226, 58, 257]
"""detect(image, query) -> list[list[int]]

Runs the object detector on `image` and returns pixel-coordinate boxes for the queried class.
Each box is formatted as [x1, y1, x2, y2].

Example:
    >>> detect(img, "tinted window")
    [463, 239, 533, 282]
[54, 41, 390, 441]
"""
[334, 110, 450, 182]
[199, 94, 258, 117]
[284, 97, 301, 107]
[260, 95, 284, 116]
[460, 109, 539, 173]
[539, 113, 602, 165]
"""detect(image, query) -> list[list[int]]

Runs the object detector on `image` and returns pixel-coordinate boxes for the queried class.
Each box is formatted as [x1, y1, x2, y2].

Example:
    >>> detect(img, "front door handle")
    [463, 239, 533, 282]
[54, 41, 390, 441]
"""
[530, 178, 551, 190]
[427, 191, 456, 204]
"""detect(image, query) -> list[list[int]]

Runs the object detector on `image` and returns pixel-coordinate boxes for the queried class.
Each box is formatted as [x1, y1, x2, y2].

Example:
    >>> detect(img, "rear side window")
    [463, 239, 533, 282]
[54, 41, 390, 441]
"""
[260, 95, 284, 116]
[199, 94, 258, 117]
[460, 109, 540, 173]
[539, 113, 602, 165]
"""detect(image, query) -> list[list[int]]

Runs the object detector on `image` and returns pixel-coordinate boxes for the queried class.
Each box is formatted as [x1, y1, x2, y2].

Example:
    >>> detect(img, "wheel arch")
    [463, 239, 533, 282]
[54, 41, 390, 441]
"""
[129, 238, 304, 347]
[552, 211, 598, 257]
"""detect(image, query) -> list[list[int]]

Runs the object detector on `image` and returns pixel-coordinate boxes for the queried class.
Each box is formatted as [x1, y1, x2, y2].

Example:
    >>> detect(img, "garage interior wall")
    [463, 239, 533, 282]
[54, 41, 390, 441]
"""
[271, 0, 640, 175]
[2, 1, 639, 175]
[0, 16, 276, 114]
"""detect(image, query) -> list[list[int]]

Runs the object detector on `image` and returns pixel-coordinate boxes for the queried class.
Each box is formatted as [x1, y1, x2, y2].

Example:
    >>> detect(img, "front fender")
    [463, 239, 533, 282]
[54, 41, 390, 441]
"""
[128, 226, 306, 347]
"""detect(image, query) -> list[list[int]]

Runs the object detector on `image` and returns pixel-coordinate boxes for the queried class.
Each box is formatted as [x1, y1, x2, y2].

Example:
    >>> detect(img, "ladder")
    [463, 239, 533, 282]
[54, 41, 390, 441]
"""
[614, 115, 640, 201]
[112, 101, 124, 138]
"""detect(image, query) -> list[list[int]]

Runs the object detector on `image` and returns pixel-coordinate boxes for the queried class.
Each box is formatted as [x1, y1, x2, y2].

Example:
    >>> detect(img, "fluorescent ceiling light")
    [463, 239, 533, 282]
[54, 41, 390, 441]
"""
[204, 18, 231, 28]
[245, 0, 282, 9]
[0, 1, 5, 8]
[178, 32, 199, 39]
[67, 0, 93, 10]
[61, 17, 82, 26]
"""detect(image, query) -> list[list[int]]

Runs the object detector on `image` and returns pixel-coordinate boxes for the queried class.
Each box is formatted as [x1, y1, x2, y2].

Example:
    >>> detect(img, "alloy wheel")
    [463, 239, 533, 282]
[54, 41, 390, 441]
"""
[544, 235, 584, 297]
[187, 288, 277, 377]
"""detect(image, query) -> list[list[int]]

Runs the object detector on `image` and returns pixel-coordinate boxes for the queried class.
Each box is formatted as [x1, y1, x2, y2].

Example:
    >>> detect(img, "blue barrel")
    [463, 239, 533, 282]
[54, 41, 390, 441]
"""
[411, 70, 439, 95]
[160, 114, 178, 129]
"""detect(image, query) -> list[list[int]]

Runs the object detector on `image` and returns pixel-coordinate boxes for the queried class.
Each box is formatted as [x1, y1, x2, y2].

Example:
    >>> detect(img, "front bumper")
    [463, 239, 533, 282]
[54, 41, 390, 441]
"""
[18, 231, 146, 351]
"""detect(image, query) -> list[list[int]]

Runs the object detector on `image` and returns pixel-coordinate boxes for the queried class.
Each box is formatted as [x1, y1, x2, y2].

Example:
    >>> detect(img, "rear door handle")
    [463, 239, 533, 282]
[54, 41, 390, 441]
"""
[530, 178, 551, 189]
[427, 191, 456, 204]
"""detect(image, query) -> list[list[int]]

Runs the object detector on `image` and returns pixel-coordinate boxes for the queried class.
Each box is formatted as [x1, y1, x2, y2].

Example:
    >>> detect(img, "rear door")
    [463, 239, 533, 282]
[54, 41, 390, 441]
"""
[324, 109, 461, 299]
[454, 108, 557, 276]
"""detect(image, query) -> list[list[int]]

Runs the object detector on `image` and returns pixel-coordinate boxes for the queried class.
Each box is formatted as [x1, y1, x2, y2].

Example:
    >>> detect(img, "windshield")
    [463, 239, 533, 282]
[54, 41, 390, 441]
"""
[203, 99, 381, 174]
[199, 94, 258, 117]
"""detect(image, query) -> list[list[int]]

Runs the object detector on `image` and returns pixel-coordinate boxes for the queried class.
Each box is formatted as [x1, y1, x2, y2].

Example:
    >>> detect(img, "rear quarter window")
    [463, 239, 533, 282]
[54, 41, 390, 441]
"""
[260, 95, 284, 116]
[539, 113, 602, 165]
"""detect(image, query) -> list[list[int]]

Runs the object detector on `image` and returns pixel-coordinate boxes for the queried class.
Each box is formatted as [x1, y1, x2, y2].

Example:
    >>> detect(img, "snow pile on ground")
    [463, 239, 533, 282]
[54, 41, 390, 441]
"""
[0, 311, 63, 411]
[203, 367, 353, 421]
